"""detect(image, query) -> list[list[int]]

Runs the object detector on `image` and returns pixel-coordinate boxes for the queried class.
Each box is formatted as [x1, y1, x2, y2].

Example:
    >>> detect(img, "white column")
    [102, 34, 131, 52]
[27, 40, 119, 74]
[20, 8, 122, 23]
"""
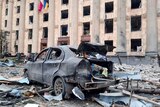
[70, 0, 78, 46]
[0, 0, 2, 30]
[146, 0, 158, 53]
[116, 0, 126, 54]
[18, 0, 25, 53]
[47, 0, 55, 47]
[157, 0, 160, 54]
[91, 0, 100, 43]
[32, 0, 39, 53]
[7, 0, 13, 52]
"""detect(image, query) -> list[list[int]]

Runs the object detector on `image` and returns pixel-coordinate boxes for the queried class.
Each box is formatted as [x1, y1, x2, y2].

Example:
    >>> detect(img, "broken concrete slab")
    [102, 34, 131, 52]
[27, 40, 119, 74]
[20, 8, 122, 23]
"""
[0, 76, 29, 84]
[43, 93, 62, 101]
[94, 95, 153, 107]
[113, 71, 141, 80]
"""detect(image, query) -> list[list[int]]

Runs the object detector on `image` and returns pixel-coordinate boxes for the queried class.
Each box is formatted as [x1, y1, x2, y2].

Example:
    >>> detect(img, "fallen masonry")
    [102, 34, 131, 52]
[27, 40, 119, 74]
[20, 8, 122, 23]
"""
[0, 62, 160, 106]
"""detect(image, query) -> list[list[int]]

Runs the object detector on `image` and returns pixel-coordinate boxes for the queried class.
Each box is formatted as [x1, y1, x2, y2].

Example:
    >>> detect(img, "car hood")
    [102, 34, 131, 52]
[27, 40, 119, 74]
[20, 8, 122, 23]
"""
[77, 42, 116, 55]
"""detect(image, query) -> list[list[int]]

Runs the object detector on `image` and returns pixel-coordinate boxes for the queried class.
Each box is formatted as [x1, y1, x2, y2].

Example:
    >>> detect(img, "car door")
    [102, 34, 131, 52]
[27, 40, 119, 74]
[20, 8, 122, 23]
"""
[29, 48, 49, 83]
[42, 48, 64, 84]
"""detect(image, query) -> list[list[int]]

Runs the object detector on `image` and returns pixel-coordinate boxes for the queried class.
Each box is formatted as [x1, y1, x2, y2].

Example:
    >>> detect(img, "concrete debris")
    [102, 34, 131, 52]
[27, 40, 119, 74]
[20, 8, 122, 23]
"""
[43, 93, 63, 101]
[0, 59, 15, 67]
[0, 76, 29, 84]
[1, 61, 160, 106]
[24, 103, 39, 107]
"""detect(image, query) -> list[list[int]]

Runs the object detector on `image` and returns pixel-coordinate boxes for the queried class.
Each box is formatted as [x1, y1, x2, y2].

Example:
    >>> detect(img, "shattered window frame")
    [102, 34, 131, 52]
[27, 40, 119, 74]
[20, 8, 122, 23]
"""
[131, 16, 141, 32]
[131, 39, 142, 52]
[105, 2, 114, 13]
[105, 19, 114, 33]
[131, 0, 141, 9]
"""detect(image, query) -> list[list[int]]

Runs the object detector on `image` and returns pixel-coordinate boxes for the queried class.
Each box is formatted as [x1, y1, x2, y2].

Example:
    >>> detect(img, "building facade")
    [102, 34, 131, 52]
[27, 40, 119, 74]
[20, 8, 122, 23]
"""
[0, 0, 160, 57]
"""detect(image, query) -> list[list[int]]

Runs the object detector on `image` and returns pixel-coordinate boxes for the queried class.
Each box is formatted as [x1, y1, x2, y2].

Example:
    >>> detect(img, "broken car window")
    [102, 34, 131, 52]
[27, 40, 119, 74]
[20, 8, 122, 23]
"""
[49, 49, 62, 60]
[36, 49, 48, 61]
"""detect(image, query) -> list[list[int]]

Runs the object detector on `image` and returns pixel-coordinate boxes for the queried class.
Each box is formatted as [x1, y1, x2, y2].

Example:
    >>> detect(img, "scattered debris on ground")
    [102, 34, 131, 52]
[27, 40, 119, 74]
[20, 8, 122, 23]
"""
[0, 62, 160, 107]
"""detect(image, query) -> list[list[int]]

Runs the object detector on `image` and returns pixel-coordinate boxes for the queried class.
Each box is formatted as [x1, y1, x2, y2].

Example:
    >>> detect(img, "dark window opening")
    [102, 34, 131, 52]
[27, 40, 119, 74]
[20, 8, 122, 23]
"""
[5, 20, 7, 27]
[131, 0, 141, 9]
[83, 22, 90, 35]
[83, 6, 90, 16]
[43, 13, 48, 21]
[28, 29, 33, 39]
[105, 19, 113, 33]
[105, 2, 114, 13]
[16, 30, 19, 40]
[17, 6, 20, 13]
[62, 0, 68, 4]
[16, 18, 19, 26]
[29, 16, 33, 24]
[61, 25, 68, 36]
[61, 10, 68, 19]
[105, 40, 114, 52]
[43, 27, 48, 38]
[131, 16, 141, 31]
[15, 45, 18, 52]
[28, 44, 32, 53]
[6, 0, 8, 4]
[29, 3, 34, 11]
[5, 8, 8, 15]
[131, 39, 142, 52]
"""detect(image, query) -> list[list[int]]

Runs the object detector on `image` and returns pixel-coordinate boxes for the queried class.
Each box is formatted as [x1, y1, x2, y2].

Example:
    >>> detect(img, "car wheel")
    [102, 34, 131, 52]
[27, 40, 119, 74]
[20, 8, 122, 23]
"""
[53, 77, 65, 96]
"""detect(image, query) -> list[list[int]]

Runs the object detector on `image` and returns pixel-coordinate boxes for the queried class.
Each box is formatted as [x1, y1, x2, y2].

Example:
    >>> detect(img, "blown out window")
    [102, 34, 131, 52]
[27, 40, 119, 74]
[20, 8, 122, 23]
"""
[131, 39, 142, 52]
[131, 16, 141, 31]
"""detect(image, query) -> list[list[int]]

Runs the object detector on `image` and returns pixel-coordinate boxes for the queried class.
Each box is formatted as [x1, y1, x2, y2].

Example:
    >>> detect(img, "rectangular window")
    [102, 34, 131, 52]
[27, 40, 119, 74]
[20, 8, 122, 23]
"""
[131, 16, 141, 31]
[105, 40, 114, 52]
[62, 0, 68, 4]
[131, 0, 141, 9]
[83, 22, 90, 35]
[61, 10, 68, 19]
[105, 19, 113, 33]
[6, 0, 8, 4]
[28, 44, 32, 53]
[5, 8, 8, 16]
[131, 39, 142, 52]
[43, 27, 48, 38]
[28, 29, 33, 39]
[17, 6, 20, 13]
[29, 16, 33, 24]
[105, 2, 114, 13]
[43, 13, 49, 21]
[61, 25, 68, 36]
[83, 6, 90, 16]
[5, 20, 7, 27]
[15, 45, 18, 52]
[16, 18, 20, 26]
[16, 30, 19, 40]
[29, 3, 34, 11]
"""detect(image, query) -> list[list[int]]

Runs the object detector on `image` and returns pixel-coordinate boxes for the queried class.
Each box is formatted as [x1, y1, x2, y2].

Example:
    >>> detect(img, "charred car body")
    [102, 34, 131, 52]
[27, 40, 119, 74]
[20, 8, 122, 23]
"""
[24, 42, 117, 98]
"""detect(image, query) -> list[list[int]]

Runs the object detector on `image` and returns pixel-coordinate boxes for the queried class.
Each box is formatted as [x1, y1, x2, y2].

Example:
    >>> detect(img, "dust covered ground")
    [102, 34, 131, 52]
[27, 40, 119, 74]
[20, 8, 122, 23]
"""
[0, 62, 160, 107]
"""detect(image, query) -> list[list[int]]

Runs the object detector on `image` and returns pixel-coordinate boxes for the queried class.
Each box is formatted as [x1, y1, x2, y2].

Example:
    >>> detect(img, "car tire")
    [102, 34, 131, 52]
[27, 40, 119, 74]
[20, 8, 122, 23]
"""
[53, 77, 66, 96]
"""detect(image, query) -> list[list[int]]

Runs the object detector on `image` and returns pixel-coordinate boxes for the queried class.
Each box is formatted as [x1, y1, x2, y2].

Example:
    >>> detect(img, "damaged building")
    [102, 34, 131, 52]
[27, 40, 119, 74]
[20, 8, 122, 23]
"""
[0, 0, 160, 63]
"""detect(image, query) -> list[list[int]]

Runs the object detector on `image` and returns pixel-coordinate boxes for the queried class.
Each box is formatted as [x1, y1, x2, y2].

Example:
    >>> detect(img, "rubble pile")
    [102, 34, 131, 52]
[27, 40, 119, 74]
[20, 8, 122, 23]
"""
[0, 62, 160, 106]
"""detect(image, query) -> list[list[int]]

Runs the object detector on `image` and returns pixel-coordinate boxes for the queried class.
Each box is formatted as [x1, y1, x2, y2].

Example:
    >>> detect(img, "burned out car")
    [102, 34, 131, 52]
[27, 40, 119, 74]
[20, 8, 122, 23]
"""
[24, 42, 117, 98]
